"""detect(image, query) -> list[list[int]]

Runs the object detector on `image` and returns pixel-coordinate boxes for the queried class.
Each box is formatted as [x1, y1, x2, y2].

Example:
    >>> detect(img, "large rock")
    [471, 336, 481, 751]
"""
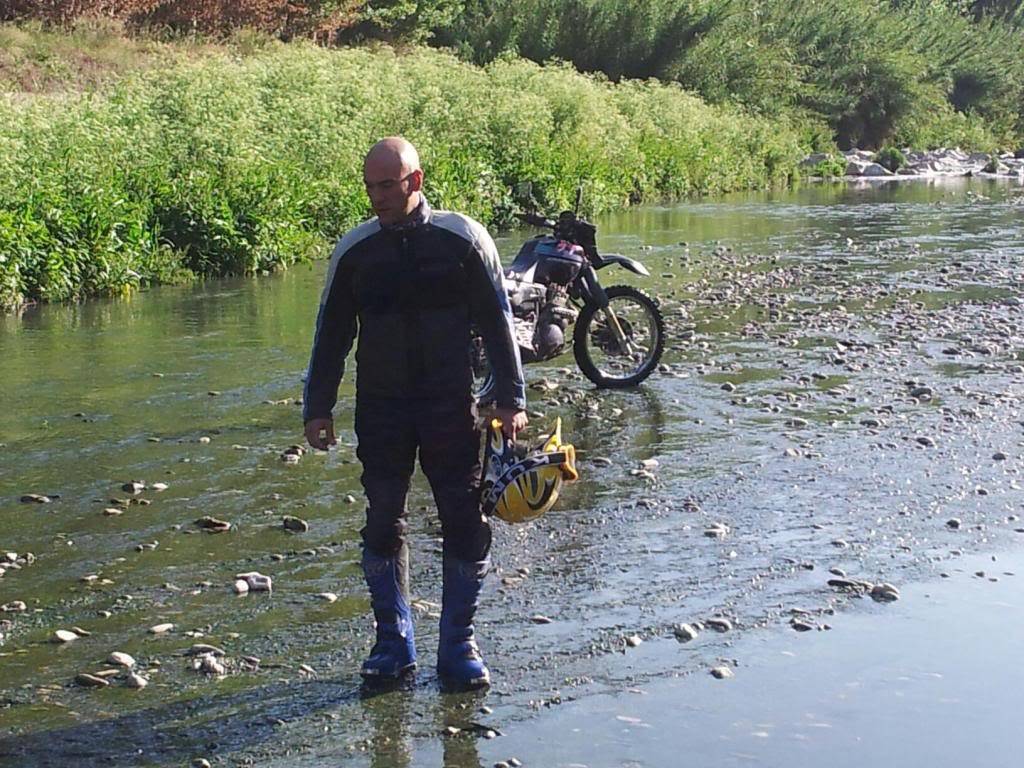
[860, 163, 894, 177]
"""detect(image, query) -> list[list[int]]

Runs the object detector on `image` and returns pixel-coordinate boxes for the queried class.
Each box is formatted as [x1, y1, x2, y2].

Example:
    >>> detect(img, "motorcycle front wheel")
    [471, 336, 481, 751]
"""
[573, 285, 665, 388]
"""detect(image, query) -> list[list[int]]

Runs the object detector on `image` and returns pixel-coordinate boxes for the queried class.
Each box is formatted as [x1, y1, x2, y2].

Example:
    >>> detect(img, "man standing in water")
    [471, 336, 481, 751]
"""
[303, 137, 527, 688]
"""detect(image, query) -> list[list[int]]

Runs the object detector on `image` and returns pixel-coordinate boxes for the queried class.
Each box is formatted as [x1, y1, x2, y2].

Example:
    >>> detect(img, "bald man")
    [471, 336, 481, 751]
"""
[303, 138, 527, 688]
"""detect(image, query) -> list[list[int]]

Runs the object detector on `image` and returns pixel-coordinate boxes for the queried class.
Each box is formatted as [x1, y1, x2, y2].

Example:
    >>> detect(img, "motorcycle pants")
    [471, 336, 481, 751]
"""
[354, 397, 491, 563]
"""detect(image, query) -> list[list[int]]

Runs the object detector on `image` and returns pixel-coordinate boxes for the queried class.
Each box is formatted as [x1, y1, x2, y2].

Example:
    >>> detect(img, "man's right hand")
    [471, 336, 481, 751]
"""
[304, 417, 337, 451]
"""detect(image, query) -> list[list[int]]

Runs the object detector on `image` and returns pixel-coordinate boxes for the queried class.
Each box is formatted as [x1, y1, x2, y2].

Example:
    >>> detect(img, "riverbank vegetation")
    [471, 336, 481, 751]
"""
[0, 36, 804, 310]
[2, 1, 1023, 310]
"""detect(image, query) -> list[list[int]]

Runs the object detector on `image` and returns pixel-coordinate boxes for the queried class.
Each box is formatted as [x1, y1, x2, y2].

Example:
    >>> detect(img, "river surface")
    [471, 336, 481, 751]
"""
[2, 178, 1024, 766]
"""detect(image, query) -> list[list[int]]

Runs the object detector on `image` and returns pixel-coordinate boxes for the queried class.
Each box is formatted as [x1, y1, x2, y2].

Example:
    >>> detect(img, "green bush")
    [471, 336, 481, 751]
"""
[0, 43, 806, 309]
[875, 146, 907, 172]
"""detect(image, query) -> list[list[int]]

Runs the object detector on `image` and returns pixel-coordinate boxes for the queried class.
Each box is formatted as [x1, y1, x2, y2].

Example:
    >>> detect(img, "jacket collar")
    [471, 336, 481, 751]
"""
[380, 196, 431, 231]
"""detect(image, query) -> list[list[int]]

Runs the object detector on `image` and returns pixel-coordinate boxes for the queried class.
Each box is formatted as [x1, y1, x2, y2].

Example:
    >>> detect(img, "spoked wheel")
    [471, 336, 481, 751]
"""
[573, 285, 665, 388]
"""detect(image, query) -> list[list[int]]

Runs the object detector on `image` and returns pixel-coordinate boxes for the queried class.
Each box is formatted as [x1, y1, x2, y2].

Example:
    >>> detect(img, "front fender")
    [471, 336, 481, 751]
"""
[597, 254, 650, 277]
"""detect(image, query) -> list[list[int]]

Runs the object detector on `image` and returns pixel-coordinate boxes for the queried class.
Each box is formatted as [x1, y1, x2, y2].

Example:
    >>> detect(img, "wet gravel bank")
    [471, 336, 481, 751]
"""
[1, 178, 1023, 766]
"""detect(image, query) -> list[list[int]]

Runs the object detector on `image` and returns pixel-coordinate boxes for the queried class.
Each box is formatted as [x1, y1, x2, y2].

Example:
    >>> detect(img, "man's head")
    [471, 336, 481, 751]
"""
[363, 137, 424, 225]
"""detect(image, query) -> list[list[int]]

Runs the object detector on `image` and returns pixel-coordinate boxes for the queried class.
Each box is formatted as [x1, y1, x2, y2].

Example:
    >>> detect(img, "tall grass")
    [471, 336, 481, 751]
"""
[443, 0, 1024, 149]
[0, 42, 805, 310]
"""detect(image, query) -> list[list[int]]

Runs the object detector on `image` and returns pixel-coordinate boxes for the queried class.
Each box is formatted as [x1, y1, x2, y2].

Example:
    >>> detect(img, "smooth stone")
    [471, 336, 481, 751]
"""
[75, 673, 109, 687]
[315, 592, 338, 603]
[870, 583, 900, 602]
[233, 579, 250, 595]
[122, 481, 145, 494]
[529, 615, 553, 624]
[148, 623, 174, 634]
[591, 457, 613, 467]
[192, 759, 212, 768]
[625, 634, 643, 647]
[993, 452, 1008, 461]
[791, 619, 816, 632]
[107, 652, 135, 668]
[282, 516, 309, 533]
[710, 666, 734, 679]
[20, 494, 52, 504]
[126, 672, 149, 689]
[102, 508, 124, 516]
[236, 572, 272, 592]
[705, 617, 733, 632]
[916, 436, 936, 447]
[54, 629, 80, 643]
[721, 382, 737, 392]
[150, 483, 169, 492]
[673, 623, 698, 642]
[947, 518, 962, 530]
[194, 516, 232, 532]
[2, 601, 27, 612]
[704, 523, 730, 538]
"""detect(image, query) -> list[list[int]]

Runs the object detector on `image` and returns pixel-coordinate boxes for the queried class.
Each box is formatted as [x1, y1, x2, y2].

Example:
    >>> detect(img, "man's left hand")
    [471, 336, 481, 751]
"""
[492, 408, 528, 440]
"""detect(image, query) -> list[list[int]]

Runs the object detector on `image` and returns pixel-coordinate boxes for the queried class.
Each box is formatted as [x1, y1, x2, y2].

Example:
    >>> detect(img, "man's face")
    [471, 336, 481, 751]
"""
[363, 156, 422, 225]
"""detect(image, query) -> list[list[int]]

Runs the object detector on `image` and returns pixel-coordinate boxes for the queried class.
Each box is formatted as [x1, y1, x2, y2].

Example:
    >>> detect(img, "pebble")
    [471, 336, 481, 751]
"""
[314, 592, 338, 603]
[282, 516, 309, 532]
[590, 457, 613, 466]
[721, 382, 737, 392]
[993, 452, 1008, 461]
[947, 518, 962, 530]
[233, 579, 250, 595]
[870, 583, 900, 602]
[102, 507, 124, 516]
[625, 634, 643, 647]
[194, 516, 232, 533]
[126, 672, 149, 689]
[53, 629, 79, 643]
[236, 571, 272, 592]
[705, 617, 733, 632]
[704, 523, 730, 538]
[75, 673, 109, 687]
[107, 652, 135, 668]
[150, 482, 169, 492]
[192, 759, 212, 768]
[121, 481, 145, 494]
[710, 666, 734, 679]
[791, 619, 816, 632]
[673, 623, 699, 642]
[916, 436, 936, 447]
[529, 615, 553, 624]
[148, 623, 174, 635]
[20, 494, 52, 503]
[2, 601, 27, 612]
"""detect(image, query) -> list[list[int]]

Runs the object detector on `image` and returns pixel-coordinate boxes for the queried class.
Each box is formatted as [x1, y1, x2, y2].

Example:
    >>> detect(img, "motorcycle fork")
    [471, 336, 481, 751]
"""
[576, 266, 635, 356]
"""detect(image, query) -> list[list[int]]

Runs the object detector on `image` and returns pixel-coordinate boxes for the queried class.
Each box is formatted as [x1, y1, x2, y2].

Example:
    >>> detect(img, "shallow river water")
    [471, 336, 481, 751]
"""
[2, 178, 1024, 766]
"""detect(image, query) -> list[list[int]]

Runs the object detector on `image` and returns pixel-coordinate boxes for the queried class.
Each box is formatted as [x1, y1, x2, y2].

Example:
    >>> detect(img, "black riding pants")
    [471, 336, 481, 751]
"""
[355, 397, 491, 563]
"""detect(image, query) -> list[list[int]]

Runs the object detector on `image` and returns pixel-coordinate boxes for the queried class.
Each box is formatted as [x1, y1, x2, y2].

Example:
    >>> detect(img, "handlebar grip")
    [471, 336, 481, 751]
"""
[516, 212, 556, 228]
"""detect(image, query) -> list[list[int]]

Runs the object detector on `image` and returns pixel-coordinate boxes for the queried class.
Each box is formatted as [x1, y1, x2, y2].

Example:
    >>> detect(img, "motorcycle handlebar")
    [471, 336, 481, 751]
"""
[515, 212, 556, 228]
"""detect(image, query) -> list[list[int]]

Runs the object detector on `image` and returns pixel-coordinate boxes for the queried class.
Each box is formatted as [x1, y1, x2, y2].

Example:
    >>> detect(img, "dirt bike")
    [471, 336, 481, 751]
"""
[473, 190, 665, 403]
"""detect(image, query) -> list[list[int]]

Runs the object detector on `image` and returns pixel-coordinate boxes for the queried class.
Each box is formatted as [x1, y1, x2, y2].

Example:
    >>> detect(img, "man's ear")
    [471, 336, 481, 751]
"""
[408, 169, 424, 192]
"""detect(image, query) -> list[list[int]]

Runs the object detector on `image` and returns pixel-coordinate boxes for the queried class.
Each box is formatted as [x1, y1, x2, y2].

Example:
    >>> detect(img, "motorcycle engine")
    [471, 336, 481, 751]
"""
[533, 287, 577, 358]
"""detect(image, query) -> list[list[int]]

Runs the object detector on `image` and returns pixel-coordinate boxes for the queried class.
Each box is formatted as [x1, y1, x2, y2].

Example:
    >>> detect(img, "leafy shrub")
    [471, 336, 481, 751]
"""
[0, 43, 806, 309]
[876, 146, 907, 173]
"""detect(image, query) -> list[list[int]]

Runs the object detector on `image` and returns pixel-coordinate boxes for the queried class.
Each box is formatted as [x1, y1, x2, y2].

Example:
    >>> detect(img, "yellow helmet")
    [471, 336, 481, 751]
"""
[480, 417, 579, 523]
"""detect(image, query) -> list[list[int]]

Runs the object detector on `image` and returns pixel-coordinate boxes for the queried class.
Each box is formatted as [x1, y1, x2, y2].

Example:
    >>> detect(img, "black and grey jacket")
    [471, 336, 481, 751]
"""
[303, 198, 526, 421]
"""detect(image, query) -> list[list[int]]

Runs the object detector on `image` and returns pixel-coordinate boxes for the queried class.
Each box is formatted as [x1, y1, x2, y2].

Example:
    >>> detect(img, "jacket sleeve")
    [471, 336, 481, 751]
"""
[466, 228, 527, 410]
[302, 240, 358, 423]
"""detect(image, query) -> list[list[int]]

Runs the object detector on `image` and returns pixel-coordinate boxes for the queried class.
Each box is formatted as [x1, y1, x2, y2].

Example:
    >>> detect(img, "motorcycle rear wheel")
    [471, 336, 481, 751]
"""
[573, 285, 665, 388]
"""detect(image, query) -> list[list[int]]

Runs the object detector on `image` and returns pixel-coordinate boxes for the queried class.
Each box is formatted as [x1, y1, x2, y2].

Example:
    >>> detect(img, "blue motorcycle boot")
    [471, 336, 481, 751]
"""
[360, 545, 416, 679]
[437, 556, 490, 689]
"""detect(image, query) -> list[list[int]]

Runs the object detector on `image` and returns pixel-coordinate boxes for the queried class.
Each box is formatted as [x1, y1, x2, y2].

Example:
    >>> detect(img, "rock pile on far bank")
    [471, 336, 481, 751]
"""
[801, 147, 1024, 179]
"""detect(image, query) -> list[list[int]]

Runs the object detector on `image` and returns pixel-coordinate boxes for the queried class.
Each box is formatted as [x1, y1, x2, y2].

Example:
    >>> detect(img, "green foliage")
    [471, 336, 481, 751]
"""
[0, 43, 805, 310]
[876, 146, 906, 172]
[438, 0, 1024, 150]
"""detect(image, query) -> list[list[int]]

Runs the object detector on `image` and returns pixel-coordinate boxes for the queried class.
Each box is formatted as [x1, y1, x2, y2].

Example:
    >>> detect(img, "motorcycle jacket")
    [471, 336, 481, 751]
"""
[303, 198, 526, 421]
